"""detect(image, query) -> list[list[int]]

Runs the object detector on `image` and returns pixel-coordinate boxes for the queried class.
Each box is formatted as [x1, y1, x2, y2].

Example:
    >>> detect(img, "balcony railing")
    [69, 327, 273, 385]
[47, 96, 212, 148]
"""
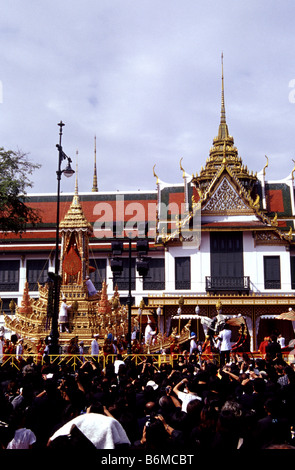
[205, 276, 250, 293]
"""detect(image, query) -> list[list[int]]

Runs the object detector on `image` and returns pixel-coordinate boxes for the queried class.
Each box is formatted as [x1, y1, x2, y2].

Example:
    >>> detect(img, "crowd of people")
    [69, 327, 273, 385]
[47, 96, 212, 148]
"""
[0, 328, 294, 451]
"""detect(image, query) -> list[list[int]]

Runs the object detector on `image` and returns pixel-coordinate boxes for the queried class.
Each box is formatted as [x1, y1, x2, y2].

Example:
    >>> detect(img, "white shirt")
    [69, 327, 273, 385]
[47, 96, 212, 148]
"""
[278, 336, 286, 348]
[16, 343, 23, 359]
[49, 413, 130, 449]
[7, 428, 36, 449]
[190, 338, 197, 354]
[131, 330, 137, 340]
[59, 301, 71, 323]
[114, 359, 125, 374]
[91, 339, 99, 355]
[85, 278, 97, 296]
[145, 324, 156, 344]
[218, 328, 232, 351]
[177, 390, 202, 413]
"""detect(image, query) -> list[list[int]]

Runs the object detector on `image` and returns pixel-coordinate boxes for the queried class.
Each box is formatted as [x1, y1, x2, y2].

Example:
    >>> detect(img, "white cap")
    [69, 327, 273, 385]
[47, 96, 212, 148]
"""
[146, 380, 158, 390]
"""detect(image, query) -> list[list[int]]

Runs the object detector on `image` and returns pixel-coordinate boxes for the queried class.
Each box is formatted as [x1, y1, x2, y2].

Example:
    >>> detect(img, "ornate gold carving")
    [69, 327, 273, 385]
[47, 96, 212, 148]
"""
[202, 176, 252, 213]
[216, 298, 222, 311]
[252, 194, 260, 209]
[254, 231, 287, 246]
[271, 212, 278, 226]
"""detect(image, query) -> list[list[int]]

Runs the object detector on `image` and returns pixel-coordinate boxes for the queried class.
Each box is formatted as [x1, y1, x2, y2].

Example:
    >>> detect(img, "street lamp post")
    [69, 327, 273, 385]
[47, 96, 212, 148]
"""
[127, 238, 132, 354]
[50, 121, 74, 354]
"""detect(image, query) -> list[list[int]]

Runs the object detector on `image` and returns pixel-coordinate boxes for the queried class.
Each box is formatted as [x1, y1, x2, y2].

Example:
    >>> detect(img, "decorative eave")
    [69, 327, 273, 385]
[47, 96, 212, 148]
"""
[253, 230, 291, 246]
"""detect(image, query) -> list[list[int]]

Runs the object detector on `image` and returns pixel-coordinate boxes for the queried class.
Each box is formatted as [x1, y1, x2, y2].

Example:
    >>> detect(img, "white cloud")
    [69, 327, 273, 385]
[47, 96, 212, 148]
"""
[0, 0, 295, 194]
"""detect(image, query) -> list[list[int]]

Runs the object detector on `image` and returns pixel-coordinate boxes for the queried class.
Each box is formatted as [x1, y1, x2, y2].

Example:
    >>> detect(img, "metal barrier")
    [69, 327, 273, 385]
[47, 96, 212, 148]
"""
[0, 353, 207, 372]
[0, 351, 292, 372]
[0, 353, 178, 372]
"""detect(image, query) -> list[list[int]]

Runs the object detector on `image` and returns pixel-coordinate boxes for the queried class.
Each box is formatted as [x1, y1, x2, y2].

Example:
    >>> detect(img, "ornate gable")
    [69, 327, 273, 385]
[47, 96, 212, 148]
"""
[202, 174, 253, 215]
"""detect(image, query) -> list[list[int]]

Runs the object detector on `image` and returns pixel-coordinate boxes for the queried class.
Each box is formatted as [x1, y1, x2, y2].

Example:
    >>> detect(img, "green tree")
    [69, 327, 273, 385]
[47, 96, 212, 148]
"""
[0, 147, 41, 234]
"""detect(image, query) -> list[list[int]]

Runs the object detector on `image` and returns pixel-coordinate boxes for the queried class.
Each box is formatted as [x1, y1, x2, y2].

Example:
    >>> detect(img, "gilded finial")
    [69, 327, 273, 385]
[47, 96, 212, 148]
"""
[216, 298, 222, 312]
[292, 159, 295, 181]
[153, 164, 159, 184]
[263, 155, 268, 177]
[180, 157, 185, 178]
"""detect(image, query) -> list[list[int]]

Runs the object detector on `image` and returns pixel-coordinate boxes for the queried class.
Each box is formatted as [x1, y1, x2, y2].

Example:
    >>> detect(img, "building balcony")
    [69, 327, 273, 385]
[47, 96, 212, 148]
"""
[205, 276, 250, 294]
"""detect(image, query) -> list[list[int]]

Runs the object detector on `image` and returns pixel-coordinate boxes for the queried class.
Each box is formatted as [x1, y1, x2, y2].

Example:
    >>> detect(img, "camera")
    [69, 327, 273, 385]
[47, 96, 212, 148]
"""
[145, 413, 157, 427]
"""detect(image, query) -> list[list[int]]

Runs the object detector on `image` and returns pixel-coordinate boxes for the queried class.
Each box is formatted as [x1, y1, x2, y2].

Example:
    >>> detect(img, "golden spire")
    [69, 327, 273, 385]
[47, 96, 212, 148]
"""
[92, 135, 98, 192]
[192, 54, 257, 195]
[75, 150, 79, 196]
[221, 52, 226, 123]
[60, 154, 92, 232]
[70, 151, 81, 208]
[218, 52, 229, 140]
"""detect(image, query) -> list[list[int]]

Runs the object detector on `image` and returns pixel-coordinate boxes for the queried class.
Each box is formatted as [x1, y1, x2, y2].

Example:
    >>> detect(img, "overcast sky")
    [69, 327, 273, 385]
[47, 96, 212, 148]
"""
[1, 0, 295, 195]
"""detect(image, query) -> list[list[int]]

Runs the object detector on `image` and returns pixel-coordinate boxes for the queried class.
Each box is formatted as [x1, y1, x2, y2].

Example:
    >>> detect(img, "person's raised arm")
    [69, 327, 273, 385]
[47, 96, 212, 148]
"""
[173, 378, 187, 397]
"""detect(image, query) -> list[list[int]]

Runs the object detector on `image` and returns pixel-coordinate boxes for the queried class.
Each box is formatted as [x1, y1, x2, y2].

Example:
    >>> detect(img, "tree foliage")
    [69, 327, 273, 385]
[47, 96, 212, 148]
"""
[0, 147, 42, 234]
